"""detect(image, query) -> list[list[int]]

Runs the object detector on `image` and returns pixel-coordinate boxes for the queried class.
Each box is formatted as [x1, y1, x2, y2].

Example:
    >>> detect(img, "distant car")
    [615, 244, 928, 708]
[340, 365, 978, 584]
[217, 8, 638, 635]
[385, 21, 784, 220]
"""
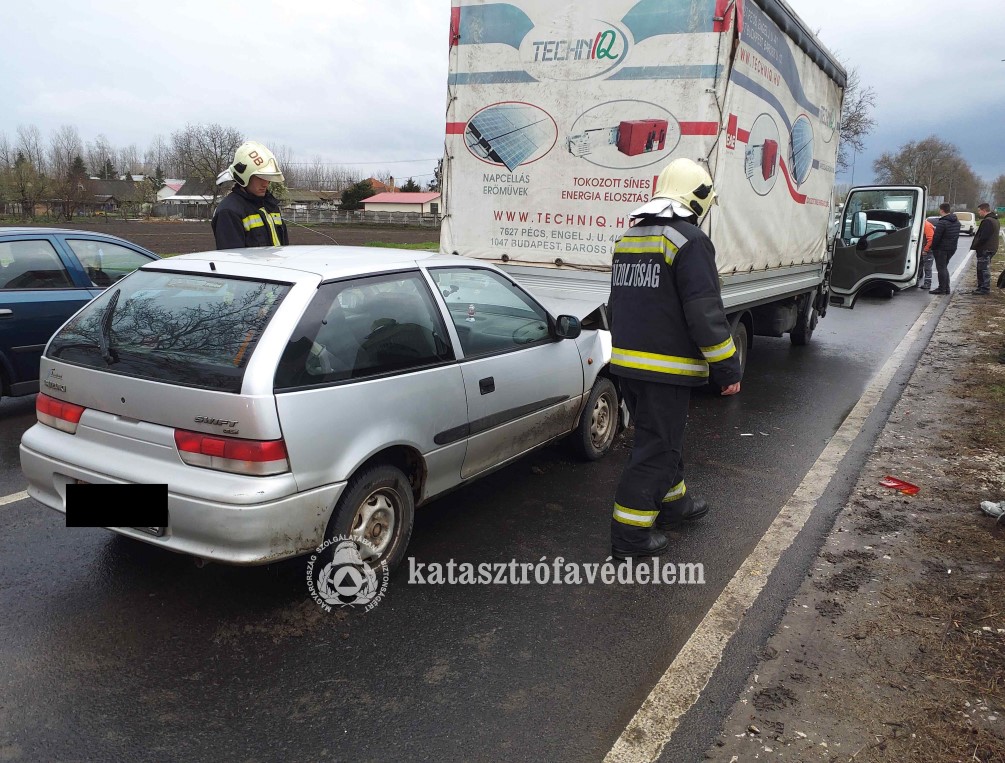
[20, 246, 620, 570]
[955, 211, 977, 236]
[0, 228, 158, 398]
[928, 213, 975, 235]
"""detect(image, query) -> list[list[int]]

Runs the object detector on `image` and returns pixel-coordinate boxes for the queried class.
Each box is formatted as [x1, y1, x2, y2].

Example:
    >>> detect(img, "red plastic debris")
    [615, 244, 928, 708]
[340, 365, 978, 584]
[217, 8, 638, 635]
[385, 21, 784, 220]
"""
[879, 476, 920, 495]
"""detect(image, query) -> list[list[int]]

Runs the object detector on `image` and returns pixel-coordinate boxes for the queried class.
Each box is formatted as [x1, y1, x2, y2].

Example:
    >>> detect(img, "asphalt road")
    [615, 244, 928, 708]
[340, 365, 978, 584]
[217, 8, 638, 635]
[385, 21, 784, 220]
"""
[0, 242, 974, 762]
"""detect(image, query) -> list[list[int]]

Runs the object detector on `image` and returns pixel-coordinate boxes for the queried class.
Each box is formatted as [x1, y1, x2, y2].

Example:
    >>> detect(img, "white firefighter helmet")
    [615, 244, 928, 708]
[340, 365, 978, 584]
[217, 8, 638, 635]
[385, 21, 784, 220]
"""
[631, 158, 718, 220]
[228, 140, 285, 187]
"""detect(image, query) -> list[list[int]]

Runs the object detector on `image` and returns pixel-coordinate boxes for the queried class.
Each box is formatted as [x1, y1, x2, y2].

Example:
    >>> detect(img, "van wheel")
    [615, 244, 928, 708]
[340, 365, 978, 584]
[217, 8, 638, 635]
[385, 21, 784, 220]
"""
[573, 377, 619, 461]
[790, 294, 818, 346]
[324, 464, 414, 573]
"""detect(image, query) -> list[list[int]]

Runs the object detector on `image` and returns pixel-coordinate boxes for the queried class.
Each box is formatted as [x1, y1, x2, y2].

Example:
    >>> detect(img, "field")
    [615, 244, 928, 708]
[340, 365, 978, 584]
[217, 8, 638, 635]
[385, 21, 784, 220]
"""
[5, 218, 439, 256]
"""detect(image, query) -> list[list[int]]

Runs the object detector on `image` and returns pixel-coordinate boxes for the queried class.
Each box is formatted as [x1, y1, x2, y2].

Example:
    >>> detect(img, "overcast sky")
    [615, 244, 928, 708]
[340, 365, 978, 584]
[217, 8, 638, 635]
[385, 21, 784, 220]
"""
[2, 1, 1004, 186]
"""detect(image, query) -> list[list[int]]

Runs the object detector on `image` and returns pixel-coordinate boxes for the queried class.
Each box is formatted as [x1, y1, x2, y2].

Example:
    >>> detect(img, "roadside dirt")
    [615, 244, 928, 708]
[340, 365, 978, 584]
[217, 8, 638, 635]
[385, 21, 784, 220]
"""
[7, 218, 438, 255]
[708, 261, 1005, 762]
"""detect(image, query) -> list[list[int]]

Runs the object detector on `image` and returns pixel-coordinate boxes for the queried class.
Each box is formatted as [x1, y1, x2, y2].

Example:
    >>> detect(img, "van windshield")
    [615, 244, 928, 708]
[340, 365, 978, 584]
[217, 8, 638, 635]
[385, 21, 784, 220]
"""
[47, 269, 290, 393]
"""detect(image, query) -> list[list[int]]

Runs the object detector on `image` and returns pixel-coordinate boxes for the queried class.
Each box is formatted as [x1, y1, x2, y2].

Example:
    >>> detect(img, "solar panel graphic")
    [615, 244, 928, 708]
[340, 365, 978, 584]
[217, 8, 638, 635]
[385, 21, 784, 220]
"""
[788, 116, 814, 186]
[465, 105, 553, 171]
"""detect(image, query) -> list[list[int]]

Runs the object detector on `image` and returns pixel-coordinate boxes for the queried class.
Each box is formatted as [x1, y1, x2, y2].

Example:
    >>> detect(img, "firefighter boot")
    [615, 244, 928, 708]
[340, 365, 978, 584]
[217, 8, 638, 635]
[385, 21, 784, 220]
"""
[611, 521, 670, 560]
[656, 495, 709, 529]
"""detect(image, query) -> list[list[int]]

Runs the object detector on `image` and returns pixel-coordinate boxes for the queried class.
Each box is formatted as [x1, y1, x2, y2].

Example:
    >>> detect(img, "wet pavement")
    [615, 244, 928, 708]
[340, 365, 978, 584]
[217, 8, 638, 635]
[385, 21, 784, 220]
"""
[0, 246, 969, 762]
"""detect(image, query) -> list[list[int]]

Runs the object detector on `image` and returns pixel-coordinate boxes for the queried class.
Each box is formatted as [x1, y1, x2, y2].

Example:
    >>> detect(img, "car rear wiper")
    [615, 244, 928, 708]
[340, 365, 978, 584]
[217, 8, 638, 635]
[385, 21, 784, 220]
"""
[97, 288, 121, 364]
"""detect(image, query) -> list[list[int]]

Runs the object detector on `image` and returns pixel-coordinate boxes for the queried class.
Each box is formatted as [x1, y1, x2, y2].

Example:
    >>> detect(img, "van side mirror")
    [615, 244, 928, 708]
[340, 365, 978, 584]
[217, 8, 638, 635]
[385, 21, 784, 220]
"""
[851, 211, 868, 238]
[554, 315, 582, 340]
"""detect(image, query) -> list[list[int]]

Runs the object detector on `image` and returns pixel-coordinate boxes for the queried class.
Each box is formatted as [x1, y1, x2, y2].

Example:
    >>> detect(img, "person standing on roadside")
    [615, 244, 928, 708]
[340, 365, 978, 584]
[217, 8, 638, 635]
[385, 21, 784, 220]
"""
[212, 141, 289, 250]
[929, 202, 960, 295]
[968, 203, 1000, 295]
[918, 217, 936, 289]
[608, 158, 742, 560]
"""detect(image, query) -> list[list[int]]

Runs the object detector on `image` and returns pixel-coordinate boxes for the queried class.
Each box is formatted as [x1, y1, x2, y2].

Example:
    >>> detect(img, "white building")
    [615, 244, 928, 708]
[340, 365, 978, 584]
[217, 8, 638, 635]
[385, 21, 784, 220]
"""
[362, 192, 441, 215]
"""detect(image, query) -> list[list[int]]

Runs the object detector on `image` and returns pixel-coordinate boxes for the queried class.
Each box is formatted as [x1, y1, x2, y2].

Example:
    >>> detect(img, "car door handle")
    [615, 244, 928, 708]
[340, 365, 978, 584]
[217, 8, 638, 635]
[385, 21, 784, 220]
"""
[479, 377, 495, 395]
[0, 308, 12, 317]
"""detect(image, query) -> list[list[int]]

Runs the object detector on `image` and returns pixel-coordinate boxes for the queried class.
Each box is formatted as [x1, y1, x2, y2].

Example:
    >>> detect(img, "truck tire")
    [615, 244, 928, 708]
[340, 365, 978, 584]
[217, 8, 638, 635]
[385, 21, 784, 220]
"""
[324, 463, 415, 573]
[572, 377, 619, 461]
[790, 293, 819, 346]
[732, 320, 749, 375]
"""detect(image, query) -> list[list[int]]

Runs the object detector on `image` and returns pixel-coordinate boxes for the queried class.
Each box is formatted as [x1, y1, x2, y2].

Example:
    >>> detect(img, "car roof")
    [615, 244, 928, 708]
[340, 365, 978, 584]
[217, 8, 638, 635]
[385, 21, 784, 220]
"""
[0, 226, 152, 248]
[153, 245, 485, 281]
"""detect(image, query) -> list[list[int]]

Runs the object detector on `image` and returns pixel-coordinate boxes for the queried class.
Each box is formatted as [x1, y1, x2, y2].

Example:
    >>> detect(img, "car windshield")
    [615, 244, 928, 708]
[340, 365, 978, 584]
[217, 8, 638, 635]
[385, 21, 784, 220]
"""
[47, 269, 290, 393]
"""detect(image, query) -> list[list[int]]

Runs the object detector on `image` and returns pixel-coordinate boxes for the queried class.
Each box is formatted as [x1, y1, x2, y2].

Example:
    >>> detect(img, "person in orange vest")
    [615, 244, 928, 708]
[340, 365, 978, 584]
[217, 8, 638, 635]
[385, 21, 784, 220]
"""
[918, 217, 935, 289]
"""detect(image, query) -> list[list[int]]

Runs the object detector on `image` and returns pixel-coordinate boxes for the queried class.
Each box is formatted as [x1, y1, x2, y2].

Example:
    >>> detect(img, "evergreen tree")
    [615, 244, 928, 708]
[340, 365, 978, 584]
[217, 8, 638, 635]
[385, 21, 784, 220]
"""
[340, 180, 376, 211]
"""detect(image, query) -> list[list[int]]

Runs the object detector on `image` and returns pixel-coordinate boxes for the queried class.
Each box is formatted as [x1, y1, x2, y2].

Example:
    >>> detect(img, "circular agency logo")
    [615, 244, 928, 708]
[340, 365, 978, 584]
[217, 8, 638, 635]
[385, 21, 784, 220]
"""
[307, 536, 389, 612]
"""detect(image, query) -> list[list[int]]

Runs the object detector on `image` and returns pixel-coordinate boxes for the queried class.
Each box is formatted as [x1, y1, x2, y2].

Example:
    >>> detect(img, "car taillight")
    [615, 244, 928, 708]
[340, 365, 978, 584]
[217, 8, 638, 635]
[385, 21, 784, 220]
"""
[174, 429, 289, 476]
[36, 393, 86, 434]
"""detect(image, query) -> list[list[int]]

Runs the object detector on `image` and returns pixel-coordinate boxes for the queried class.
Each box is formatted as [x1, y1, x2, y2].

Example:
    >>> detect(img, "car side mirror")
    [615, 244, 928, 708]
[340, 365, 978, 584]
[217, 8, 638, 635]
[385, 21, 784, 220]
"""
[851, 211, 868, 238]
[554, 315, 581, 340]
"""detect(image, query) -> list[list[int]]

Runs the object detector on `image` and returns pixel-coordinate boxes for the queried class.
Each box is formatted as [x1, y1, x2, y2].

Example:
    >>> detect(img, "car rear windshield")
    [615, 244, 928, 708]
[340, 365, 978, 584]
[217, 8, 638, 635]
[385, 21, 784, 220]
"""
[47, 269, 290, 393]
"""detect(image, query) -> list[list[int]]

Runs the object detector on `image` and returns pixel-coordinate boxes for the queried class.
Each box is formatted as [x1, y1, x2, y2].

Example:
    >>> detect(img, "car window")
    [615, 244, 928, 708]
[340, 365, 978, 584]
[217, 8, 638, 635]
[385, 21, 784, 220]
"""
[66, 239, 152, 286]
[47, 270, 290, 393]
[274, 271, 454, 389]
[429, 267, 551, 357]
[0, 239, 73, 289]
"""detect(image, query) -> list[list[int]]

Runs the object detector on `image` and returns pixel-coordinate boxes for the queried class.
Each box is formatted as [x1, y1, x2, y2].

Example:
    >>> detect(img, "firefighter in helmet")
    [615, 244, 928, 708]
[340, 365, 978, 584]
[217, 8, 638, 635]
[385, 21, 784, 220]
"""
[609, 158, 742, 559]
[211, 141, 289, 250]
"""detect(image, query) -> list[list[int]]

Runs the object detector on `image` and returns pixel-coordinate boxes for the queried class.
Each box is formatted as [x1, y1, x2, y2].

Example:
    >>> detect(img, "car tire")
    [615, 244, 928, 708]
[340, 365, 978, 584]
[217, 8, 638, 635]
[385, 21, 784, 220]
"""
[573, 376, 619, 461]
[324, 463, 415, 573]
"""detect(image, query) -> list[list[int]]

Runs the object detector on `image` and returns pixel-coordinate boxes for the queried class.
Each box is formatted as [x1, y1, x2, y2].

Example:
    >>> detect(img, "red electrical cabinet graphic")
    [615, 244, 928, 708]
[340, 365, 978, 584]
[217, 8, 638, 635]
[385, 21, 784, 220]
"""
[616, 119, 668, 156]
[761, 139, 778, 180]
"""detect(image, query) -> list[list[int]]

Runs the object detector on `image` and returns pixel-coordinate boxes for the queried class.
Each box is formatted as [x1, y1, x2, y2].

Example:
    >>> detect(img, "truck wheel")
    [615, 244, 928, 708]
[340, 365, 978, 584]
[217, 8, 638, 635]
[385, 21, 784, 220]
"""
[732, 321, 749, 375]
[573, 377, 619, 461]
[790, 294, 818, 346]
[324, 463, 415, 573]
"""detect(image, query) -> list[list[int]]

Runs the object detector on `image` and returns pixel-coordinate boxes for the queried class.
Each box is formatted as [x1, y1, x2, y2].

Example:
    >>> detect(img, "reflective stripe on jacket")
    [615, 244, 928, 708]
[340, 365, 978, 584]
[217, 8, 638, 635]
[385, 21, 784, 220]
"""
[608, 217, 741, 388]
[211, 186, 289, 250]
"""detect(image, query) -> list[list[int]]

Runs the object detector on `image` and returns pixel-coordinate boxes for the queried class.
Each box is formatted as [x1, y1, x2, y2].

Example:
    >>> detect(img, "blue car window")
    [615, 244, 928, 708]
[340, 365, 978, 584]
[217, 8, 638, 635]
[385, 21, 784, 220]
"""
[66, 239, 152, 286]
[0, 239, 73, 289]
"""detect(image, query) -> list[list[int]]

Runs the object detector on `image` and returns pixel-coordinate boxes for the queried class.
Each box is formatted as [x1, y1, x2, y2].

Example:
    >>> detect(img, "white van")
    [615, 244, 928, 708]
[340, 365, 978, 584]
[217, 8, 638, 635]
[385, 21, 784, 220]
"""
[956, 211, 977, 235]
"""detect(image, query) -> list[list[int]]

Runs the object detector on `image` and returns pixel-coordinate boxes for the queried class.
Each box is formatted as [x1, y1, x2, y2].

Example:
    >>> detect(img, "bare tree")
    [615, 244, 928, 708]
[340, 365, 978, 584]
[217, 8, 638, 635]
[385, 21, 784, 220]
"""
[873, 136, 981, 208]
[992, 175, 1005, 208]
[837, 66, 877, 173]
[48, 125, 88, 220]
[86, 134, 116, 178]
[143, 134, 172, 177]
[269, 143, 299, 188]
[17, 124, 47, 176]
[0, 132, 12, 170]
[118, 144, 141, 178]
[171, 123, 243, 203]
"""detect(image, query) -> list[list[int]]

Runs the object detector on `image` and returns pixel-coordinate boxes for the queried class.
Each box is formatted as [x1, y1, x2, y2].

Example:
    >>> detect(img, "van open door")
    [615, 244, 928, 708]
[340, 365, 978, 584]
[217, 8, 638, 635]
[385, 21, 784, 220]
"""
[830, 185, 927, 308]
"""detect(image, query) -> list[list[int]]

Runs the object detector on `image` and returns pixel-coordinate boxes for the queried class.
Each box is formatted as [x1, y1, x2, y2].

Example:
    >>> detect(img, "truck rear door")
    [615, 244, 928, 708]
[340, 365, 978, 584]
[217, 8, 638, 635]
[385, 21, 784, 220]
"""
[830, 185, 926, 308]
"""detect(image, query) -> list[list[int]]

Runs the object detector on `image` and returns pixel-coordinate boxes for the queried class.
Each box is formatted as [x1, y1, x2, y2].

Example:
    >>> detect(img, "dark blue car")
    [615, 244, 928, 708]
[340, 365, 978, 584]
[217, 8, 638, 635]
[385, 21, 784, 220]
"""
[0, 228, 158, 397]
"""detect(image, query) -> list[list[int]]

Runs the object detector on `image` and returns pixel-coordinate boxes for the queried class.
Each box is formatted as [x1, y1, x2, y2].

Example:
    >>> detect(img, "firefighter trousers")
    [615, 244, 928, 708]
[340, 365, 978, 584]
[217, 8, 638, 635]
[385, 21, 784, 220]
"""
[611, 377, 693, 547]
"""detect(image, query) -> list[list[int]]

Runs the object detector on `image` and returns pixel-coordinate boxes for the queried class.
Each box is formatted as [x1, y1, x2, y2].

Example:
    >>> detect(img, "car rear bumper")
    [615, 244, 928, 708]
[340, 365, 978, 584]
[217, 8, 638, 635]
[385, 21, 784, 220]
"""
[20, 431, 346, 565]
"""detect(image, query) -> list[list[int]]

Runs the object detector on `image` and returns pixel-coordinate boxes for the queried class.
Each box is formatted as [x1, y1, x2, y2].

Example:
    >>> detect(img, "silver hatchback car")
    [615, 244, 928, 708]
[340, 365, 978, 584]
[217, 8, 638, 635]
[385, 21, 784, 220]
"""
[20, 246, 621, 569]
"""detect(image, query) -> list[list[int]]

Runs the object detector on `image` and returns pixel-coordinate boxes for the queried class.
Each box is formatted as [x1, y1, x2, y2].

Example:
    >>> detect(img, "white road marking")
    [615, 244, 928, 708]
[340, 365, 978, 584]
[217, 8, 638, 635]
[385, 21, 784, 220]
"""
[0, 490, 29, 507]
[605, 286, 947, 763]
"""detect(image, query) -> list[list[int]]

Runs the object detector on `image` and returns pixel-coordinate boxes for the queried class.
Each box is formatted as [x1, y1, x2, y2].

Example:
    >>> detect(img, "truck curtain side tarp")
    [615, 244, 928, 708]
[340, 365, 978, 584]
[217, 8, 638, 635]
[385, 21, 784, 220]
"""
[442, 0, 845, 275]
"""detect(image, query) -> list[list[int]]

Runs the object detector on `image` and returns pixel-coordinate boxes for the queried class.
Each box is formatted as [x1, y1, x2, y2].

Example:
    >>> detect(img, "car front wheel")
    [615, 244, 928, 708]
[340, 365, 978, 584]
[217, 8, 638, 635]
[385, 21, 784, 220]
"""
[573, 376, 619, 461]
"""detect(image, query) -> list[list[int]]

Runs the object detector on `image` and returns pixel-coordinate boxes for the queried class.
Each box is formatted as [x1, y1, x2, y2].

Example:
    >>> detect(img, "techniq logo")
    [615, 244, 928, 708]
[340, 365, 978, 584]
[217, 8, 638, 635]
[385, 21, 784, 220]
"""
[307, 536, 389, 613]
[520, 18, 630, 81]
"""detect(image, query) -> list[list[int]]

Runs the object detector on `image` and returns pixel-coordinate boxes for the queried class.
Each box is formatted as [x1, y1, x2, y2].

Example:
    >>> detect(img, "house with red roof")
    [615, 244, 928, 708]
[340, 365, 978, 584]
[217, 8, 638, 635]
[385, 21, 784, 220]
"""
[362, 192, 441, 215]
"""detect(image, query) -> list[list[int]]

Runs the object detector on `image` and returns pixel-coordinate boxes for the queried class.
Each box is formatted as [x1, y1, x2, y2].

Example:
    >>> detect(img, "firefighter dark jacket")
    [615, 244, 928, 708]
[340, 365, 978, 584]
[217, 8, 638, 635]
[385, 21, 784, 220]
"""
[608, 216, 742, 389]
[211, 185, 289, 250]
